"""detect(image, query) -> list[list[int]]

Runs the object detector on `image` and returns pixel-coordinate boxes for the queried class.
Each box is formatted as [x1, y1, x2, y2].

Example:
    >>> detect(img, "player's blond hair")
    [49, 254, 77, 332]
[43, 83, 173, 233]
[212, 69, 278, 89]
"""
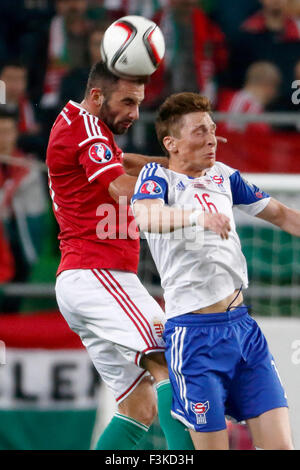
[155, 92, 212, 156]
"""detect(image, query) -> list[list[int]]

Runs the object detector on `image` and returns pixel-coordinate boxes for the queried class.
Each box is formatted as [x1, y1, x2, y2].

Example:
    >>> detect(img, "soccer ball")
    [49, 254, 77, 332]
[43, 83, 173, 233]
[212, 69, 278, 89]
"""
[100, 15, 165, 79]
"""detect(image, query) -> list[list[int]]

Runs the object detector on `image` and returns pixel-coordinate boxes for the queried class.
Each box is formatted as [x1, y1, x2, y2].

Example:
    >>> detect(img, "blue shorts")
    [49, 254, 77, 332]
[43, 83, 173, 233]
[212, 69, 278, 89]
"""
[164, 306, 288, 432]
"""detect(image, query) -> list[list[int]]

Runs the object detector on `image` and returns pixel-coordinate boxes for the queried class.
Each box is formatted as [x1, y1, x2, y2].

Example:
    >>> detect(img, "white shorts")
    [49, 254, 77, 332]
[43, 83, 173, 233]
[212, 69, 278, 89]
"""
[55, 269, 165, 403]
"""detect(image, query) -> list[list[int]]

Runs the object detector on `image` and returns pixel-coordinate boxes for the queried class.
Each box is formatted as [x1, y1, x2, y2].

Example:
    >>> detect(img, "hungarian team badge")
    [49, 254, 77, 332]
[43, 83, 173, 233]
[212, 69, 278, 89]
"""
[153, 318, 164, 338]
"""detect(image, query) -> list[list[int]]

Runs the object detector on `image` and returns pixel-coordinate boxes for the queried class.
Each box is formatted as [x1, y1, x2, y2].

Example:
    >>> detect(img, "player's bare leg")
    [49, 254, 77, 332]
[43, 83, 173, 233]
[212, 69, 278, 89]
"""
[118, 375, 157, 426]
[246, 407, 294, 450]
[115, 352, 168, 426]
[95, 375, 157, 450]
[141, 351, 169, 383]
[96, 352, 194, 449]
[189, 429, 229, 450]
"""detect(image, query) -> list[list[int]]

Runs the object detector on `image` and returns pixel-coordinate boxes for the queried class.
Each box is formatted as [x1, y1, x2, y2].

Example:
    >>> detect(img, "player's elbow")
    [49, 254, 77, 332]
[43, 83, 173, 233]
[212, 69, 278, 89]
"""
[273, 205, 292, 230]
[259, 199, 289, 229]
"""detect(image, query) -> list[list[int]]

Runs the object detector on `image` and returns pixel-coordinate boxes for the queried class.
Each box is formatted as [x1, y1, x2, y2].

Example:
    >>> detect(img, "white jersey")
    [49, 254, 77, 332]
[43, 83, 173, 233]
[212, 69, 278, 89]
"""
[132, 161, 271, 319]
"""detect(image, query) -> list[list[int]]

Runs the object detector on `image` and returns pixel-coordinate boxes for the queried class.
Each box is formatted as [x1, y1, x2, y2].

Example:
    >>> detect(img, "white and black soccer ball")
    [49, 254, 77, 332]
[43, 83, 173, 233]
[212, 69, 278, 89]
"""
[100, 15, 165, 79]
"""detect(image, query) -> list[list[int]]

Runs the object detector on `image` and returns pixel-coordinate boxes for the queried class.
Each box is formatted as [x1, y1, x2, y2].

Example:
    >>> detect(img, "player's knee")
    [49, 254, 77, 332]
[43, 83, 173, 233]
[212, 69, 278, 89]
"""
[274, 441, 294, 450]
[258, 439, 294, 450]
[130, 388, 158, 426]
[119, 398, 157, 427]
[136, 400, 158, 427]
[118, 378, 158, 427]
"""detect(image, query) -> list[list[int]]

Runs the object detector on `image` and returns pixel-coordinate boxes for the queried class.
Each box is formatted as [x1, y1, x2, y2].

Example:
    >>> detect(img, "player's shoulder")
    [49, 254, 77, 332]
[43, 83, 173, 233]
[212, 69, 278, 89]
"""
[63, 100, 113, 148]
[139, 162, 169, 181]
[211, 161, 238, 179]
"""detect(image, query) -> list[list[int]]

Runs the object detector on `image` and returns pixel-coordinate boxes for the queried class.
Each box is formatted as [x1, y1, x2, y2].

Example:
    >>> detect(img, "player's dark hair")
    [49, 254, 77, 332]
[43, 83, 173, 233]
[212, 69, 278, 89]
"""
[85, 61, 148, 98]
[155, 92, 212, 156]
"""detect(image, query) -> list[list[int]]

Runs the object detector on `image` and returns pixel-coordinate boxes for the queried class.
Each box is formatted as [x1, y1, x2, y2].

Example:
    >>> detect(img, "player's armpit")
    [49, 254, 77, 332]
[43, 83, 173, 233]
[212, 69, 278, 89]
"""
[256, 197, 300, 236]
[123, 153, 169, 176]
[108, 173, 138, 204]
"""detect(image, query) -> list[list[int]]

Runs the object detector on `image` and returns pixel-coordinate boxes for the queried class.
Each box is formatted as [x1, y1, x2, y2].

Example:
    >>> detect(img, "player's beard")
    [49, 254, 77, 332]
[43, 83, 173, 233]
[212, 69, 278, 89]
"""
[100, 101, 132, 135]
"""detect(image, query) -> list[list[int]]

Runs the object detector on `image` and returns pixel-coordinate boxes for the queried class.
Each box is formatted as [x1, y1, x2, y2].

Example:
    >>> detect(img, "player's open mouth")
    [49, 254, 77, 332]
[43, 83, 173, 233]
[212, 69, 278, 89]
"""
[122, 121, 133, 128]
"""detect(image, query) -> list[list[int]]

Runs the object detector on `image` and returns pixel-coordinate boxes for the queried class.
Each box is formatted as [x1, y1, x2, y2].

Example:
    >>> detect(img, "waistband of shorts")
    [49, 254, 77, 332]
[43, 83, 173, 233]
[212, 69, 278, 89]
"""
[167, 305, 250, 326]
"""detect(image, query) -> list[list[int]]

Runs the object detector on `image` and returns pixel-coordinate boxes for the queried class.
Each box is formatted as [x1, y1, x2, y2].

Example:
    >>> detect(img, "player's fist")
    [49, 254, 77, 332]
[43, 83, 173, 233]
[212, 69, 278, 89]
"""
[201, 212, 231, 239]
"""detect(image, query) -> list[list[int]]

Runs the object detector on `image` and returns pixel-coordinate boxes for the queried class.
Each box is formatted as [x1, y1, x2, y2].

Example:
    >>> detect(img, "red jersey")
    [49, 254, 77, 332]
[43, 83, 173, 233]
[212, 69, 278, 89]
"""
[46, 100, 139, 275]
[241, 11, 300, 41]
[217, 89, 270, 134]
[0, 222, 15, 282]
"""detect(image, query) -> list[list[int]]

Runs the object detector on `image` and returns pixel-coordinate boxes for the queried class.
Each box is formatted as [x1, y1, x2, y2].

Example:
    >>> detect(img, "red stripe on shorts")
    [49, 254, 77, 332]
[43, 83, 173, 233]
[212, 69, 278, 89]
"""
[105, 269, 158, 347]
[116, 370, 147, 403]
[91, 269, 153, 348]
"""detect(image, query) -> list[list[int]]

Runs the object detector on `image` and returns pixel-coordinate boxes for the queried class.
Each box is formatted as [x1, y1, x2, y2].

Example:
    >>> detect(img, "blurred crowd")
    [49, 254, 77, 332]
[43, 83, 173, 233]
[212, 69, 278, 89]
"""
[0, 0, 299, 312]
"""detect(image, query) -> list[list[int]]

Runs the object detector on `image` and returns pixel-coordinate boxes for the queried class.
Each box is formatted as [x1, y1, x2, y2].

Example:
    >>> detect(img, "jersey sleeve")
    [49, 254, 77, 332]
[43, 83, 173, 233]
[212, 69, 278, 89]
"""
[78, 140, 124, 189]
[229, 169, 270, 216]
[131, 163, 168, 205]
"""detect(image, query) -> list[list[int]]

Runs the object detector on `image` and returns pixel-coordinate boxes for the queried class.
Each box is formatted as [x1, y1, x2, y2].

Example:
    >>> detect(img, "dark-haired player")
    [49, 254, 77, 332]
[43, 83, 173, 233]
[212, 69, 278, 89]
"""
[46, 62, 194, 450]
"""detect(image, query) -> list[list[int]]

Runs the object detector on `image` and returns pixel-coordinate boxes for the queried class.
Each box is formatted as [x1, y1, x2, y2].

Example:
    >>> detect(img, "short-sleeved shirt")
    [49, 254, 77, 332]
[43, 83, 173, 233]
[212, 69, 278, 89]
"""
[132, 161, 270, 319]
[46, 100, 139, 275]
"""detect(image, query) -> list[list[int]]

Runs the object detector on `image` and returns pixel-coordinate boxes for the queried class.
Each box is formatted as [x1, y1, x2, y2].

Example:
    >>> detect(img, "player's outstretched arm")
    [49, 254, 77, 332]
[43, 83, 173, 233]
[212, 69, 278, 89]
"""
[256, 198, 300, 236]
[133, 198, 231, 239]
[123, 153, 169, 176]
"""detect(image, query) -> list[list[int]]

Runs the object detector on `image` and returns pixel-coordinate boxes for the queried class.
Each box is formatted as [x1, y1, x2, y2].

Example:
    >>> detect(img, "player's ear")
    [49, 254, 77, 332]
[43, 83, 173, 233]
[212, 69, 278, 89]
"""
[90, 87, 104, 108]
[163, 136, 177, 154]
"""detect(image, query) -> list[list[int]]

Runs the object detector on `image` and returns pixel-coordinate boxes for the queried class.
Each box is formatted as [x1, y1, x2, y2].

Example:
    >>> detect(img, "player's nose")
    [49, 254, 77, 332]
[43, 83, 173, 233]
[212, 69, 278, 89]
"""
[208, 133, 217, 147]
[129, 105, 139, 121]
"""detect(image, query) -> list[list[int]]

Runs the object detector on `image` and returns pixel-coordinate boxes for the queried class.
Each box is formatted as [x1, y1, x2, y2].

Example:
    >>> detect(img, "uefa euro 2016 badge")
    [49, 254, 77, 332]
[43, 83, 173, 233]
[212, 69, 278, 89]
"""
[191, 401, 210, 424]
[140, 180, 163, 195]
[89, 142, 113, 164]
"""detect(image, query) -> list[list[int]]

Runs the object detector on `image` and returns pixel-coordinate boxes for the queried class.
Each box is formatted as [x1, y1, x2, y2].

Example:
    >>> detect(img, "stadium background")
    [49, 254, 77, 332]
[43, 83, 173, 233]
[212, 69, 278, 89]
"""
[0, 0, 299, 450]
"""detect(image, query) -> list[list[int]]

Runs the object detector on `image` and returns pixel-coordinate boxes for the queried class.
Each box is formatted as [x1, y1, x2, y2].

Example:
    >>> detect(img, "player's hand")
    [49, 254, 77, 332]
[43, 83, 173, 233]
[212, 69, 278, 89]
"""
[216, 136, 227, 144]
[201, 212, 231, 239]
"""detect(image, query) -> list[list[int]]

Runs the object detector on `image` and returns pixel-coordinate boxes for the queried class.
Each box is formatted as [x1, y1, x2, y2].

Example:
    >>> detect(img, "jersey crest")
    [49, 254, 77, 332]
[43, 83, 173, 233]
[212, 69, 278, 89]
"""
[153, 318, 164, 338]
[191, 401, 210, 424]
[211, 175, 224, 185]
[89, 142, 113, 164]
